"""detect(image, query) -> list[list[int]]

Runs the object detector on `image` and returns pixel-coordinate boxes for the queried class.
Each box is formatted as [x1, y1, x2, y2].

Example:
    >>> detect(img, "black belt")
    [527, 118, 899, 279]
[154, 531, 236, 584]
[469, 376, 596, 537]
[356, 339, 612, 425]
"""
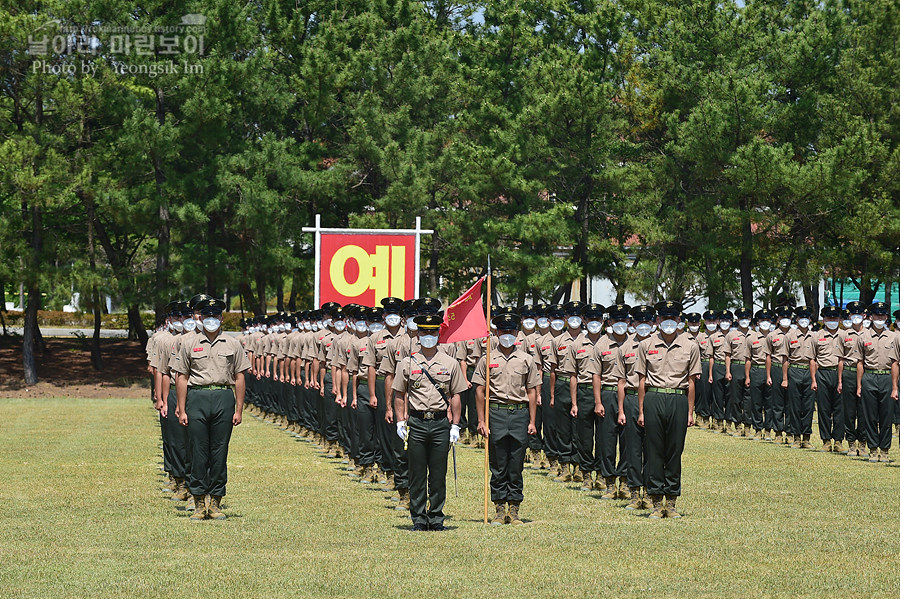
[409, 409, 447, 420]
[491, 402, 528, 410]
[577, 382, 593, 388]
[646, 386, 686, 395]
[817, 366, 838, 371]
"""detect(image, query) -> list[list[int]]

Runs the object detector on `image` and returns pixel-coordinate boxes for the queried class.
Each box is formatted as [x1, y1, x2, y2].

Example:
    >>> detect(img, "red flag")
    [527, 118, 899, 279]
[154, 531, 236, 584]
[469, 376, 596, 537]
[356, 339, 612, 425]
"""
[439, 276, 488, 344]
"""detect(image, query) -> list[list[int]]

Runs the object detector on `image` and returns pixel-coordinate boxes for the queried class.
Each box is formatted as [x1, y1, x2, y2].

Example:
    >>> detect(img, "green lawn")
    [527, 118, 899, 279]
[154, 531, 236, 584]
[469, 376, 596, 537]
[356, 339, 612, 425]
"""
[0, 397, 898, 599]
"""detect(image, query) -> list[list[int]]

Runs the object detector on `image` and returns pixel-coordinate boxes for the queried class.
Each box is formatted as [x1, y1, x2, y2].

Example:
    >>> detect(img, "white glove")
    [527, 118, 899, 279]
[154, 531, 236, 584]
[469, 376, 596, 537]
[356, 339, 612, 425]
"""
[396, 421, 408, 441]
[450, 424, 461, 444]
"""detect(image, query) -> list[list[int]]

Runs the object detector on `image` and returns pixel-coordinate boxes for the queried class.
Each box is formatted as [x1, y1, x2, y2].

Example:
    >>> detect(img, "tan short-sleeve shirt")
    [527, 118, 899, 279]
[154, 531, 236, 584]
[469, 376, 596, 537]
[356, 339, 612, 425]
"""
[745, 330, 769, 366]
[635, 333, 701, 390]
[811, 329, 841, 368]
[471, 349, 541, 404]
[586, 335, 625, 382]
[857, 328, 895, 371]
[724, 329, 751, 361]
[171, 332, 251, 386]
[392, 351, 467, 411]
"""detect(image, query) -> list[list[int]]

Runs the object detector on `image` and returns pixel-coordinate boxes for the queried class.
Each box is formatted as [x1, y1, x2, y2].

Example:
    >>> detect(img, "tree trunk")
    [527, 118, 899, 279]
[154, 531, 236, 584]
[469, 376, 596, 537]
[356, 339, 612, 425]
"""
[206, 218, 216, 295]
[802, 284, 819, 317]
[128, 304, 148, 347]
[255, 268, 267, 314]
[276, 277, 285, 312]
[22, 203, 43, 385]
[153, 87, 170, 322]
[287, 269, 299, 312]
[739, 204, 754, 309]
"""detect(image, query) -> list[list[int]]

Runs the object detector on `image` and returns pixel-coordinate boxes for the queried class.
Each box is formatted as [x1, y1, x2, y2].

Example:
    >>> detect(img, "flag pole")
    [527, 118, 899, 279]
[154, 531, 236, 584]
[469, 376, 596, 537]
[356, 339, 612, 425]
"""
[483, 257, 492, 525]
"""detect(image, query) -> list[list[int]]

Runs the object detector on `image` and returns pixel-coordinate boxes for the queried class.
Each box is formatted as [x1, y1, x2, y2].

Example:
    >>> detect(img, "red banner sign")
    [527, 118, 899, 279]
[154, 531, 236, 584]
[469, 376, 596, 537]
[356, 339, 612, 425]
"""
[319, 233, 417, 306]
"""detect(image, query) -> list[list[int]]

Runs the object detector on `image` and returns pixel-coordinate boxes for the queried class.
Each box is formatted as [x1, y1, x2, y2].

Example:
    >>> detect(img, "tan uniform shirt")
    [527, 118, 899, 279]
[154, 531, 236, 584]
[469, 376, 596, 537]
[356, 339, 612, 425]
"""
[549, 331, 583, 376]
[346, 335, 374, 381]
[171, 332, 251, 386]
[841, 328, 864, 367]
[572, 333, 603, 384]
[370, 328, 401, 376]
[392, 351, 467, 411]
[780, 328, 813, 365]
[635, 333, 702, 390]
[471, 348, 541, 404]
[160, 333, 188, 379]
[856, 328, 895, 371]
[744, 330, 769, 366]
[810, 328, 841, 368]
[708, 331, 727, 362]
[609, 334, 645, 391]
[535, 331, 556, 373]
[149, 330, 174, 370]
[724, 329, 751, 362]
[766, 328, 791, 366]
[696, 331, 712, 359]
[586, 335, 626, 384]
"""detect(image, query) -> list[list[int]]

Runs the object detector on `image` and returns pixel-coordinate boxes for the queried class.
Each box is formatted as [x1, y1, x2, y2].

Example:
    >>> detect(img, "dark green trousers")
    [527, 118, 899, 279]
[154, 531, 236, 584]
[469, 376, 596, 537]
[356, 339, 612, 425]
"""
[643, 391, 688, 497]
[842, 370, 864, 444]
[815, 369, 843, 442]
[527, 398, 544, 452]
[573, 384, 596, 472]
[787, 366, 813, 436]
[488, 405, 529, 502]
[725, 362, 747, 424]
[165, 388, 191, 479]
[322, 372, 339, 442]
[459, 385, 475, 436]
[769, 366, 786, 432]
[747, 366, 769, 431]
[407, 416, 450, 528]
[619, 393, 644, 488]
[385, 380, 407, 489]
[861, 372, 892, 451]
[373, 379, 394, 473]
[595, 388, 621, 479]
[355, 382, 377, 466]
[185, 388, 235, 496]
[696, 361, 711, 418]
[711, 363, 728, 420]
[540, 374, 556, 458]
[553, 376, 575, 463]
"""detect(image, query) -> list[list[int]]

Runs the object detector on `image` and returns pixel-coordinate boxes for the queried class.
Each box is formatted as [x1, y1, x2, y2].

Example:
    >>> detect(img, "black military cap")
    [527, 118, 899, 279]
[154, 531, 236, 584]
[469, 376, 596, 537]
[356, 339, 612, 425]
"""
[794, 306, 813, 319]
[821, 306, 841, 319]
[494, 306, 516, 316]
[735, 307, 752, 319]
[892, 309, 900, 322]
[381, 297, 404, 312]
[287, 316, 297, 326]
[631, 305, 655, 321]
[165, 300, 179, 316]
[518, 304, 538, 318]
[188, 293, 213, 311]
[718, 309, 734, 321]
[492, 313, 521, 331]
[309, 310, 322, 320]
[607, 304, 631, 320]
[774, 305, 794, 319]
[754, 309, 772, 321]
[332, 306, 345, 319]
[655, 300, 682, 318]
[401, 299, 417, 316]
[564, 300, 585, 315]
[546, 304, 565, 318]
[684, 312, 702, 323]
[868, 301, 888, 315]
[320, 302, 341, 315]
[413, 314, 443, 330]
[845, 301, 864, 314]
[367, 307, 384, 320]
[343, 305, 361, 319]
[583, 303, 605, 319]
[196, 297, 226, 315]
[533, 303, 549, 316]
[702, 310, 717, 321]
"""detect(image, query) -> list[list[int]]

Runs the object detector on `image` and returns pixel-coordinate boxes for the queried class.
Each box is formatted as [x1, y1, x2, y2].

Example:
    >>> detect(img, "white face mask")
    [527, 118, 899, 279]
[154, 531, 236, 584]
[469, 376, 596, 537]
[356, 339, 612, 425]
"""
[738, 319, 750, 329]
[260, 325, 268, 332]
[276, 324, 285, 332]
[550, 319, 565, 331]
[183, 319, 197, 332]
[677, 322, 685, 330]
[385, 314, 402, 328]
[863, 319, 872, 328]
[243, 329, 249, 335]
[537, 317, 550, 329]
[719, 321, 731, 331]
[333, 320, 346, 332]
[797, 318, 810, 329]
[824, 320, 839, 330]
[419, 334, 439, 348]
[688, 325, 700, 333]
[705, 321, 718, 331]
[659, 319, 678, 335]
[841, 319, 851, 329]
[522, 318, 536, 330]
[407, 317, 418, 331]
[635, 323, 652, 337]
[871, 319, 886, 329]
[850, 314, 864, 325]
[650, 324, 658, 332]
[567, 316, 582, 328]
[779, 318, 791, 329]
[355, 321, 368, 333]
[312, 323, 320, 332]
[304, 322, 312, 331]
[323, 318, 333, 328]
[499, 334, 517, 348]
[627, 325, 636, 334]
[759, 321, 771, 332]
[171, 320, 184, 333]
[611, 322, 629, 336]
[368, 322, 385, 333]
[202, 317, 221, 333]
[586, 321, 603, 334]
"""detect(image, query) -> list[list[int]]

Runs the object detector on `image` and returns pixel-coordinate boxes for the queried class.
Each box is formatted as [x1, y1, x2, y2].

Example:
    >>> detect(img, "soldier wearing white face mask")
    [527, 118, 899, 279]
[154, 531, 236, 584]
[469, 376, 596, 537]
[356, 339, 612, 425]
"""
[859, 302, 894, 462]
[535, 304, 564, 473]
[547, 300, 587, 483]
[780, 306, 815, 449]
[569, 303, 606, 491]
[766, 306, 793, 443]
[696, 311, 716, 428]
[708, 310, 732, 433]
[724, 308, 753, 436]
[743, 310, 772, 440]
[811, 306, 844, 452]
[838, 302, 866, 456]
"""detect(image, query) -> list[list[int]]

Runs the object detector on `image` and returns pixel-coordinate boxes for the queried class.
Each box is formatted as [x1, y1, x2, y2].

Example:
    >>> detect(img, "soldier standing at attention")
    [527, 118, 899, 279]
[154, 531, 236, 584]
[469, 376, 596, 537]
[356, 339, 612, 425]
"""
[173, 298, 251, 521]
[708, 310, 732, 434]
[536, 304, 564, 474]
[767, 307, 793, 444]
[474, 313, 540, 525]
[637, 301, 700, 519]
[859, 302, 894, 462]
[392, 314, 467, 531]
[811, 306, 844, 452]
[781, 307, 814, 449]
[517, 305, 542, 465]
[696, 311, 717, 429]
[571, 303, 606, 491]
[743, 310, 772, 440]
[724, 308, 752, 436]
[548, 300, 585, 483]
[590, 304, 630, 502]
[839, 301, 867, 456]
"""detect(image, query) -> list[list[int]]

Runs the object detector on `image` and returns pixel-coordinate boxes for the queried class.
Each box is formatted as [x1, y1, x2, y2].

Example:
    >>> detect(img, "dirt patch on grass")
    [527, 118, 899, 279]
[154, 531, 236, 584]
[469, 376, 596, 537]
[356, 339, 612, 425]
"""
[0, 336, 151, 399]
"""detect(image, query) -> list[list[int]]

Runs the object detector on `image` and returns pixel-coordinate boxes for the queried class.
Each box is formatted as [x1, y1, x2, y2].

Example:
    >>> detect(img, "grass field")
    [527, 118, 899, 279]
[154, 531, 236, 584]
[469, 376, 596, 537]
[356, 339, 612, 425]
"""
[1, 397, 898, 599]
